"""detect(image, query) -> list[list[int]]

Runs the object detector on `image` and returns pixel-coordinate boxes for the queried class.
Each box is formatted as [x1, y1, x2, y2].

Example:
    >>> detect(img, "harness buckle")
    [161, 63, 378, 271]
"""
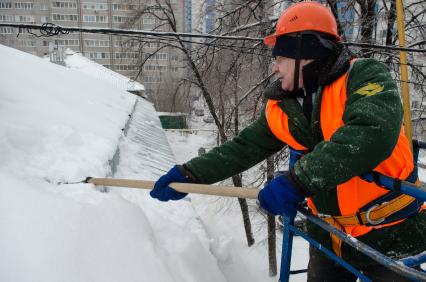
[366, 203, 387, 225]
[317, 213, 332, 218]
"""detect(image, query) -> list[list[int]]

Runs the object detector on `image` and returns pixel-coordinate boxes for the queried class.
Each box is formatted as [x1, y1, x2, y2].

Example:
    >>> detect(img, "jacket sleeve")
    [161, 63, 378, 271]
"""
[294, 59, 404, 194]
[184, 109, 285, 184]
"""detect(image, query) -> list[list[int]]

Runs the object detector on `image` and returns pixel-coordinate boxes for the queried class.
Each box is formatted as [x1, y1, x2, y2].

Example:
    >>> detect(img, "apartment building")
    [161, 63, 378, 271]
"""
[0, 0, 186, 97]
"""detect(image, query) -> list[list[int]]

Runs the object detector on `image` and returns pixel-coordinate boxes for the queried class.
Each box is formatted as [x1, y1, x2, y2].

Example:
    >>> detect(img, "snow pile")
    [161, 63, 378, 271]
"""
[0, 44, 225, 282]
[62, 49, 144, 92]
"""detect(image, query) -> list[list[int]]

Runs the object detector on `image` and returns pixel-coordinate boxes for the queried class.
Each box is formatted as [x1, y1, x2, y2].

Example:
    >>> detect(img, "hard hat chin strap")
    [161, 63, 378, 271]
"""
[293, 33, 302, 91]
[294, 33, 313, 123]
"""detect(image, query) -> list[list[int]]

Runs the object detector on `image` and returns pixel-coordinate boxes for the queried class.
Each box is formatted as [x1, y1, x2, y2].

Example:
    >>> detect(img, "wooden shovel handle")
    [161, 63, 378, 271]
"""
[87, 178, 259, 199]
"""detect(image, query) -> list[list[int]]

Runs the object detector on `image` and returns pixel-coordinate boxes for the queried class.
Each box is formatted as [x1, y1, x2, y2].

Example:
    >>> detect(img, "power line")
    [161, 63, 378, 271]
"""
[1, 23, 426, 54]
[2, 23, 261, 41]
[396, 79, 426, 87]
[346, 41, 426, 53]
[115, 33, 271, 57]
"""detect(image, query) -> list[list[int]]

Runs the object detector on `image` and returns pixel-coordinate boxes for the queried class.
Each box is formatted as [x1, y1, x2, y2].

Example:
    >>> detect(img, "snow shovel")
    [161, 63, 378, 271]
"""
[85, 177, 259, 199]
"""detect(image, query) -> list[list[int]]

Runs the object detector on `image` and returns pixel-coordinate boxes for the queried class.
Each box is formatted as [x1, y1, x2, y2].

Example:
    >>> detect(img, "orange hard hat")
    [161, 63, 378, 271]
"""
[264, 1, 340, 46]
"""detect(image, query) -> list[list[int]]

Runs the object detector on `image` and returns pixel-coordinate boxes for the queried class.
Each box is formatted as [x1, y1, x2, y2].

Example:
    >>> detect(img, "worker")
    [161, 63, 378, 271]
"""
[150, 1, 426, 281]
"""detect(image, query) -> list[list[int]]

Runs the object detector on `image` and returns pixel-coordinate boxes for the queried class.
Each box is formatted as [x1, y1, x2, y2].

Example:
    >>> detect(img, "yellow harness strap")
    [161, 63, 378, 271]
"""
[319, 193, 417, 257]
[322, 217, 344, 257]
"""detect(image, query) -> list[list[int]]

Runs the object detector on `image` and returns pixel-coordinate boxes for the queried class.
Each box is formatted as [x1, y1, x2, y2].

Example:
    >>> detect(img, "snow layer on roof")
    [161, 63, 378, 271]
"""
[63, 49, 145, 92]
[0, 44, 226, 282]
[157, 111, 188, 116]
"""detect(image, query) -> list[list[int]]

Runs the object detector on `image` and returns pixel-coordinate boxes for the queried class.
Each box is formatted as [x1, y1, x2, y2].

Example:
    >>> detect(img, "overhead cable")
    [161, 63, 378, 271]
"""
[1, 23, 426, 54]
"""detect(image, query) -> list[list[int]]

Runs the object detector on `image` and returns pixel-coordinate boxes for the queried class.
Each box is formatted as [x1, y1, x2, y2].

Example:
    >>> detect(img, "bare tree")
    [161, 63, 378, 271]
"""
[118, 0, 425, 277]
[122, 0, 279, 248]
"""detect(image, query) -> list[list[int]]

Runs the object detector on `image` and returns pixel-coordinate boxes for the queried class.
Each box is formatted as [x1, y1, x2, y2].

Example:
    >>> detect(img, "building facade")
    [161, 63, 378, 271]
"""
[0, 0, 186, 97]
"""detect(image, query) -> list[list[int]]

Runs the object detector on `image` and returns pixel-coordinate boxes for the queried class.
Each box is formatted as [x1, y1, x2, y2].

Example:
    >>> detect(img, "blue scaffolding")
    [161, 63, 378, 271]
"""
[279, 179, 426, 281]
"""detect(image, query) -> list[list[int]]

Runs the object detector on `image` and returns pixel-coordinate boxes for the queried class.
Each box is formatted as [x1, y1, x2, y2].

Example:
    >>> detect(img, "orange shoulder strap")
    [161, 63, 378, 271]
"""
[265, 100, 308, 151]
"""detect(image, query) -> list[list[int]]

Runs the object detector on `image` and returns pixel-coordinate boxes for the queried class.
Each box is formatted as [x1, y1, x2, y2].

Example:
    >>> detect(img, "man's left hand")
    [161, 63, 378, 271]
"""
[258, 172, 306, 217]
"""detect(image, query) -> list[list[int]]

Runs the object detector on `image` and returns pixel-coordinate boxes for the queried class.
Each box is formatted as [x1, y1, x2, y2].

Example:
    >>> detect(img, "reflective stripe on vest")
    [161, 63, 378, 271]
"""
[265, 69, 414, 238]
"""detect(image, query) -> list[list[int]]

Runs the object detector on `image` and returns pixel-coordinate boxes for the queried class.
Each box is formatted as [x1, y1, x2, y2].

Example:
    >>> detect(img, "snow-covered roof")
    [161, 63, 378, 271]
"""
[0, 44, 226, 282]
[63, 49, 145, 92]
[157, 111, 188, 116]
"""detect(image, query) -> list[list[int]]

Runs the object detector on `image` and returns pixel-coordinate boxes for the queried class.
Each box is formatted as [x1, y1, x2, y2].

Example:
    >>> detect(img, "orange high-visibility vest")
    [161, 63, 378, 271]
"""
[265, 70, 414, 238]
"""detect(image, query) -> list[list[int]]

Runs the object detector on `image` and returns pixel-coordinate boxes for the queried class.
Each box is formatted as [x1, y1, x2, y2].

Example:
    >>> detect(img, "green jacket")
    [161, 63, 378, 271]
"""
[184, 58, 426, 267]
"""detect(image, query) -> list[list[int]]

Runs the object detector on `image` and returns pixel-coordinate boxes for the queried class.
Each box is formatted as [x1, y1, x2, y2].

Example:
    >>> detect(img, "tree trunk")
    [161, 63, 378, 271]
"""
[357, 0, 377, 57]
[182, 44, 255, 247]
[232, 171, 254, 246]
[257, 0, 277, 275]
[385, 0, 397, 66]
[266, 156, 277, 276]
[232, 80, 254, 247]
[327, 0, 344, 40]
[178, 40, 228, 142]
[237, 197, 255, 246]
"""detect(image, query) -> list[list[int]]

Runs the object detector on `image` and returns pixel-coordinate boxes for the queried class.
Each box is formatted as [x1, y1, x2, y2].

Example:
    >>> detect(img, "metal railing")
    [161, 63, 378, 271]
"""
[279, 200, 426, 281]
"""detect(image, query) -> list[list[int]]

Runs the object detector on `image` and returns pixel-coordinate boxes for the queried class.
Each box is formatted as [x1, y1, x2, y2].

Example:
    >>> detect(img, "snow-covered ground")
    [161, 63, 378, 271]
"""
[164, 117, 309, 282]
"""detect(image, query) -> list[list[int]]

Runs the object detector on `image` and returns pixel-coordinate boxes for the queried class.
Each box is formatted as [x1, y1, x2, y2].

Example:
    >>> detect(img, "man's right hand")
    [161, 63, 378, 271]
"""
[150, 165, 189, 201]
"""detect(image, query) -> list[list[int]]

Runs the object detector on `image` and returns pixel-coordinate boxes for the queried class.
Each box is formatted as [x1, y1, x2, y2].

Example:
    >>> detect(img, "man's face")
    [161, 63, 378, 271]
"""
[272, 56, 312, 91]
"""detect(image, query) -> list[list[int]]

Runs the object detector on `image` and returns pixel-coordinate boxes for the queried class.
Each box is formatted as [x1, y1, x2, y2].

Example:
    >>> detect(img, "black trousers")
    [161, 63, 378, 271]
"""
[307, 246, 423, 282]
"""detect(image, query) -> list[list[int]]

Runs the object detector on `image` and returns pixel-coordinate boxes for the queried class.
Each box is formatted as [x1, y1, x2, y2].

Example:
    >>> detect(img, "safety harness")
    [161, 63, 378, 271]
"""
[265, 53, 426, 257]
[289, 145, 426, 257]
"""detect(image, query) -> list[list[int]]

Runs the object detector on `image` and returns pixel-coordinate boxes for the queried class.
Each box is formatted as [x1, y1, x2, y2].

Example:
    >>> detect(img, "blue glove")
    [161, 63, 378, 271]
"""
[150, 165, 189, 201]
[258, 172, 305, 217]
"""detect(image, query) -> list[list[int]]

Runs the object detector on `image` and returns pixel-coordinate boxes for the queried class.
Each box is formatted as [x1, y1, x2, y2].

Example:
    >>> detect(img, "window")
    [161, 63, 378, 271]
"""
[52, 1, 77, 9]
[15, 2, 33, 9]
[115, 52, 139, 59]
[143, 76, 162, 83]
[144, 53, 167, 60]
[115, 40, 139, 48]
[82, 2, 107, 10]
[0, 2, 12, 9]
[115, 65, 138, 71]
[18, 27, 30, 33]
[112, 3, 136, 11]
[85, 52, 110, 59]
[54, 39, 79, 46]
[52, 14, 78, 21]
[19, 39, 36, 47]
[0, 27, 14, 34]
[83, 15, 107, 23]
[15, 15, 35, 23]
[83, 15, 95, 22]
[40, 2, 48, 10]
[144, 65, 167, 71]
[113, 16, 131, 23]
[145, 42, 161, 48]
[84, 39, 110, 47]
[0, 15, 14, 22]
[41, 16, 50, 23]
[143, 17, 154, 24]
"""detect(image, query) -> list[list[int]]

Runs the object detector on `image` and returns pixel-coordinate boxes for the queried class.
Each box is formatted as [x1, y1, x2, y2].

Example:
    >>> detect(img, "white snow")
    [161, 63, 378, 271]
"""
[0, 44, 226, 282]
[6, 39, 421, 282]
[15, 38, 426, 282]
[61, 49, 144, 92]
[164, 117, 309, 282]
